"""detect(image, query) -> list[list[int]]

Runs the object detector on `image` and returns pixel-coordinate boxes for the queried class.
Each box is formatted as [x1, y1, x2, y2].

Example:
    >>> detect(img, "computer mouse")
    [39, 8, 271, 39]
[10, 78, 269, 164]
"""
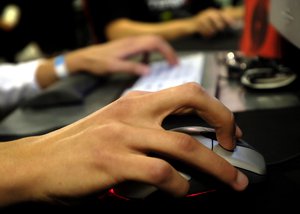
[111, 126, 267, 200]
[240, 66, 297, 89]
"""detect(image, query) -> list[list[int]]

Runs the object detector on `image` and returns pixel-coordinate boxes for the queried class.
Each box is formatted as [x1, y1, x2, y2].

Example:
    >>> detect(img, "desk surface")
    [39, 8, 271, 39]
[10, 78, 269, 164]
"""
[170, 31, 300, 113]
[170, 29, 243, 51]
[215, 53, 300, 112]
[1, 34, 300, 212]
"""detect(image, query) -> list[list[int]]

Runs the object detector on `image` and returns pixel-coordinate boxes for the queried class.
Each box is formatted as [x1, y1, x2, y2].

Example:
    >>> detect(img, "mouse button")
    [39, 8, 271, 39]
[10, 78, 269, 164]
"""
[199, 131, 217, 141]
[213, 145, 266, 175]
[193, 135, 213, 149]
[171, 126, 214, 134]
[236, 139, 254, 149]
[179, 171, 191, 181]
[187, 178, 216, 196]
[112, 171, 190, 200]
[212, 139, 218, 147]
[185, 169, 221, 196]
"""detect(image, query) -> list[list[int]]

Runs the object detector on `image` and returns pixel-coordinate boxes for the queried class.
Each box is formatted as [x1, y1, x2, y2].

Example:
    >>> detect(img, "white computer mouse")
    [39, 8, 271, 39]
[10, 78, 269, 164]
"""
[112, 126, 267, 200]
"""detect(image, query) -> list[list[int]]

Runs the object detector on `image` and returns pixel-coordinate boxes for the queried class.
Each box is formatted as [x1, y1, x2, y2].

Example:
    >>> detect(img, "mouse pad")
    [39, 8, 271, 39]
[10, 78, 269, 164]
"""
[233, 106, 300, 164]
[163, 105, 300, 165]
[0, 74, 135, 141]
[21, 73, 103, 109]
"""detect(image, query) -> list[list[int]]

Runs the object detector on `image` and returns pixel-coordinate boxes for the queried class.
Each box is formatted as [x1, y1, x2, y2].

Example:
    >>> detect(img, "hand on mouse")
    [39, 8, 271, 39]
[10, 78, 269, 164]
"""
[0, 83, 247, 206]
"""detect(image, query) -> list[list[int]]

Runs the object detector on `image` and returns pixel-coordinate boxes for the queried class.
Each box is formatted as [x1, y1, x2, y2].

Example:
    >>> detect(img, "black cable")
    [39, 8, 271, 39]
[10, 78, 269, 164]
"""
[266, 152, 300, 167]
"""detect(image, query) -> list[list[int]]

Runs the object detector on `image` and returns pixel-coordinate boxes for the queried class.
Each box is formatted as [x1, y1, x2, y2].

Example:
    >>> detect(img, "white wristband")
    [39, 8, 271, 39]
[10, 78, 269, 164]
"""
[54, 55, 69, 79]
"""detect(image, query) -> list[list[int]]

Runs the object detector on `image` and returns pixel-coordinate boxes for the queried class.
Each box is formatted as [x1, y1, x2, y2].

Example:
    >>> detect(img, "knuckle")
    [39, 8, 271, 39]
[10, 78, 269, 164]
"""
[104, 123, 124, 135]
[114, 98, 135, 114]
[180, 82, 207, 98]
[147, 34, 164, 45]
[90, 123, 123, 142]
[146, 160, 173, 185]
[173, 134, 197, 153]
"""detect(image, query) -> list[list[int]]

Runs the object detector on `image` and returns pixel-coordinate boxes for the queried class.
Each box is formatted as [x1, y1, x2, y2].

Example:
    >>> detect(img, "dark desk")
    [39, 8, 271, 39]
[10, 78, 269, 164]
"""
[170, 29, 243, 51]
[1, 34, 300, 213]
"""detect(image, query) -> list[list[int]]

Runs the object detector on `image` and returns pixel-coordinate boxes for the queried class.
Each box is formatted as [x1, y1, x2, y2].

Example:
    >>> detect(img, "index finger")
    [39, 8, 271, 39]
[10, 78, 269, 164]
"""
[120, 35, 179, 66]
[142, 83, 242, 150]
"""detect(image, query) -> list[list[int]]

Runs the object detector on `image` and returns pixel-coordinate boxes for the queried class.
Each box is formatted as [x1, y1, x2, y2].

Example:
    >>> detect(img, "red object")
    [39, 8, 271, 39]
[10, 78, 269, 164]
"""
[240, 0, 282, 59]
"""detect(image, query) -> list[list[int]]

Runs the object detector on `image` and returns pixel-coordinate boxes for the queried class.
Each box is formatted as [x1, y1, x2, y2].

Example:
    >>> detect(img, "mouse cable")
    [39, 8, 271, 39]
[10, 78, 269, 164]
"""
[266, 152, 300, 167]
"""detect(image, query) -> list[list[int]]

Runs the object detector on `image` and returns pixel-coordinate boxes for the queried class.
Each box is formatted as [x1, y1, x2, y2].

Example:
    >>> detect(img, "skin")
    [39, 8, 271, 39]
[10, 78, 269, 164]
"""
[105, 6, 244, 41]
[35, 35, 178, 89]
[0, 83, 248, 207]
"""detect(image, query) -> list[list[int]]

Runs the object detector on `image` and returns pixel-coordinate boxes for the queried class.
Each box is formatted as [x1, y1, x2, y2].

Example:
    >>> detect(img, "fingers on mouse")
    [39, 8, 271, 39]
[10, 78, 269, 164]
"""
[110, 126, 267, 200]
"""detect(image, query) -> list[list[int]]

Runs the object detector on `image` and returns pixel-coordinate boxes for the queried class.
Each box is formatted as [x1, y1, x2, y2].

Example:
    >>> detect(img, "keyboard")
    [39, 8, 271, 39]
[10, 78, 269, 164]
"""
[124, 53, 205, 93]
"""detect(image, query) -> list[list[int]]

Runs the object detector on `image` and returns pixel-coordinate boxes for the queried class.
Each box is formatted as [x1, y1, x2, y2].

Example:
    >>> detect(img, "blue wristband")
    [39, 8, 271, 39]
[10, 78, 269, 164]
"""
[54, 55, 69, 79]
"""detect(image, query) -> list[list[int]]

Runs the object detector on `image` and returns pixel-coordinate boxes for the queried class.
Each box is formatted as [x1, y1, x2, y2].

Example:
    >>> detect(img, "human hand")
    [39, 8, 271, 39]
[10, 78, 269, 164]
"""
[36, 35, 177, 95]
[65, 35, 178, 76]
[190, 8, 236, 37]
[0, 83, 248, 206]
[222, 5, 244, 21]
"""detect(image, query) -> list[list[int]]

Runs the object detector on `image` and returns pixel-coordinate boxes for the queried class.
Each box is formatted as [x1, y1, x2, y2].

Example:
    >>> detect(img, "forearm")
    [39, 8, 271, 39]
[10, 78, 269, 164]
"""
[222, 5, 244, 20]
[0, 137, 43, 206]
[105, 18, 197, 41]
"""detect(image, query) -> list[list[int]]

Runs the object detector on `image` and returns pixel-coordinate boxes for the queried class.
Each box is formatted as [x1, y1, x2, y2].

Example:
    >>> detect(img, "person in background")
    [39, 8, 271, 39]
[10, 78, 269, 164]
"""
[83, 0, 244, 43]
[0, 26, 249, 209]
[0, 35, 178, 112]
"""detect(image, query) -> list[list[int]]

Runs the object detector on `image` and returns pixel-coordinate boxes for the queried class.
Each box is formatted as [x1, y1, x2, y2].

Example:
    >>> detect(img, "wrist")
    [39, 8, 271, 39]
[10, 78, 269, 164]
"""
[54, 55, 70, 79]
[63, 51, 85, 74]
[182, 18, 197, 35]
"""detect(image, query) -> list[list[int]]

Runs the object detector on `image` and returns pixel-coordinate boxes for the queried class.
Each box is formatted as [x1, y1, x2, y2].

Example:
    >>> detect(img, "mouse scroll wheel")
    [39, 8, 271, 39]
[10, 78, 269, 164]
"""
[195, 134, 214, 150]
